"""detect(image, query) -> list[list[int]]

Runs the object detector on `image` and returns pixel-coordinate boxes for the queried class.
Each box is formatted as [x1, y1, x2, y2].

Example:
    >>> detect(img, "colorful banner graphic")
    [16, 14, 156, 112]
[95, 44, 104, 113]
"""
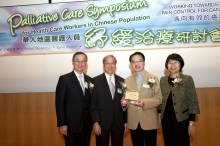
[0, 0, 220, 55]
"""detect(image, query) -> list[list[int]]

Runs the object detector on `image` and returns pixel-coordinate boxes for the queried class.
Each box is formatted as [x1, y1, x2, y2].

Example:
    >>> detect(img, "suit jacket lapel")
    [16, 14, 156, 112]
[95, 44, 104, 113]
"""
[132, 70, 147, 93]
[171, 73, 184, 94]
[114, 75, 120, 92]
[84, 75, 89, 96]
[100, 73, 112, 98]
[139, 71, 148, 93]
[114, 74, 123, 99]
[70, 71, 84, 94]
[131, 74, 138, 92]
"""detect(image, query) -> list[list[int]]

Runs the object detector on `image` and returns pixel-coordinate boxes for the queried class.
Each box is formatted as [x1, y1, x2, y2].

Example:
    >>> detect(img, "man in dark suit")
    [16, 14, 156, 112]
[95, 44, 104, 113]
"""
[91, 54, 128, 146]
[55, 52, 93, 146]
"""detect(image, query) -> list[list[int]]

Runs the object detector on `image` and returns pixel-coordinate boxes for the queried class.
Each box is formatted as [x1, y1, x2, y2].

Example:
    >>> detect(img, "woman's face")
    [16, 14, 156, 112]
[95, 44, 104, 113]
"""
[167, 59, 181, 74]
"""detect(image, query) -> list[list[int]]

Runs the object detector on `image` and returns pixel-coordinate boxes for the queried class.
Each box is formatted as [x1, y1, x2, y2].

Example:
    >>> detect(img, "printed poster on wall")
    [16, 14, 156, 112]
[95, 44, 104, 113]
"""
[0, 0, 220, 55]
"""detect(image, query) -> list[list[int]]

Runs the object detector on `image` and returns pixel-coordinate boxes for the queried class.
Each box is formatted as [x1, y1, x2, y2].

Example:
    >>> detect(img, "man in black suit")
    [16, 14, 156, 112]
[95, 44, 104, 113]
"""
[55, 52, 93, 146]
[91, 54, 128, 146]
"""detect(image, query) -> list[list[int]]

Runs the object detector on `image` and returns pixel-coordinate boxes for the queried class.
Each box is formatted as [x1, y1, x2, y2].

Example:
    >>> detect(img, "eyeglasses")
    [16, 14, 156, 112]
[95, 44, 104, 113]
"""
[131, 60, 144, 64]
[73, 60, 86, 64]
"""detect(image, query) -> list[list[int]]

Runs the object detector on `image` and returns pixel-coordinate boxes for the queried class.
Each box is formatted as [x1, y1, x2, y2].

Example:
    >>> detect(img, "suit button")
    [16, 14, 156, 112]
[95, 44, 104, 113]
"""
[174, 102, 176, 105]
[173, 94, 175, 96]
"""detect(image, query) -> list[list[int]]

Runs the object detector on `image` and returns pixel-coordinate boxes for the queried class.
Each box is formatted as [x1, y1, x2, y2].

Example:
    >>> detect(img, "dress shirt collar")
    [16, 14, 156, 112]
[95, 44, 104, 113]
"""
[134, 70, 145, 78]
[105, 72, 115, 85]
[74, 70, 84, 81]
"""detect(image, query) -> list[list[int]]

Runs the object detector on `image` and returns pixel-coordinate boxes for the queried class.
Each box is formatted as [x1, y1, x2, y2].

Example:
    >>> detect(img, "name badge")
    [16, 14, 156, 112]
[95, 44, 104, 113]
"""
[143, 82, 149, 88]
[84, 82, 88, 89]
[117, 88, 122, 94]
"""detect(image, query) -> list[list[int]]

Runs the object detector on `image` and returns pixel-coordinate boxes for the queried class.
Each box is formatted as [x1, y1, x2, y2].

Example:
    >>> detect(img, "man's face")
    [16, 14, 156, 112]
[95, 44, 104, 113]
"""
[130, 55, 145, 74]
[103, 57, 116, 76]
[72, 54, 87, 74]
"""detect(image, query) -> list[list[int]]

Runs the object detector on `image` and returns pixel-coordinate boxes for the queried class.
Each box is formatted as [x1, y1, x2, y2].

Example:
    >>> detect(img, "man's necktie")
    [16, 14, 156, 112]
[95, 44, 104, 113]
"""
[109, 76, 115, 99]
[79, 74, 85, 95]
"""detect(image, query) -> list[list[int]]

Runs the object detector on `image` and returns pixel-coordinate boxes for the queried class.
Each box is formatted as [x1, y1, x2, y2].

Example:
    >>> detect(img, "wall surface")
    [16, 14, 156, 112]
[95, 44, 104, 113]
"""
[0, 0, 220, 93]
[1, 47, 220, 93]
[0, 88, 220, 146]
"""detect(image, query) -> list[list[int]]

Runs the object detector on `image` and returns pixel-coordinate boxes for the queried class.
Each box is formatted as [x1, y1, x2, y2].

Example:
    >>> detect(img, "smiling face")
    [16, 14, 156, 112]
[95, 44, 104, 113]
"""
[103, 56, 116, 76]
[167, 59, 181, 76]
[72, 54, 87, 74]
[130, 54, 145, 74]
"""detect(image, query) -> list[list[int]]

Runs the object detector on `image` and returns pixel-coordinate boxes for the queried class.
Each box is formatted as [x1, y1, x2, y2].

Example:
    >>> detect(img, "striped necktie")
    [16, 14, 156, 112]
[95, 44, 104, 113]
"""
[79, 74, 85, 95]
[109, 76, 115, 99]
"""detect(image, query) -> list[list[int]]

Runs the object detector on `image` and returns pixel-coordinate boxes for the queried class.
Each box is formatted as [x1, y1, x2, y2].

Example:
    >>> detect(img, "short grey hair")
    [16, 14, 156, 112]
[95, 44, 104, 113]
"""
[102, 54, 117, 64]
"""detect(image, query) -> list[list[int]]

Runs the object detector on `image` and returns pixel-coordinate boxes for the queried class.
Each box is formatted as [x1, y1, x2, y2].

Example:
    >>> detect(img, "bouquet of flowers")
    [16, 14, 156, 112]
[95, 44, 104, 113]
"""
[119, 81, 127, 111]
[172, 77, 183, 88]
[89, 82, 94, 94]
[119, 81, 127, 94]
[119, 81, 127, 98]
[147, 77, 157, 89]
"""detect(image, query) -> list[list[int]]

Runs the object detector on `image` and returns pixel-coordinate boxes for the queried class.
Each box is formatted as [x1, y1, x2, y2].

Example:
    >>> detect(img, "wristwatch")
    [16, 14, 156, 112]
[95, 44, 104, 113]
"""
[189, 123, 195, 126]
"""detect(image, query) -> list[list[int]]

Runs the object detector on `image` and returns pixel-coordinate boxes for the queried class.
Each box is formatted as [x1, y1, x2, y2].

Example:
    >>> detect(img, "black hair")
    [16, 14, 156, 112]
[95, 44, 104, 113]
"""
[165, 53, 184, 72]
[72, 52, 88, 61]
[129, 52, 145, 62]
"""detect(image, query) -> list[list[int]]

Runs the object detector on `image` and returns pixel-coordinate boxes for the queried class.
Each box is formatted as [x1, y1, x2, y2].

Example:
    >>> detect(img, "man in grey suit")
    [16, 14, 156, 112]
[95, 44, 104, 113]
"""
[91, 54, 128, 146]
[55, 52, 93, 146]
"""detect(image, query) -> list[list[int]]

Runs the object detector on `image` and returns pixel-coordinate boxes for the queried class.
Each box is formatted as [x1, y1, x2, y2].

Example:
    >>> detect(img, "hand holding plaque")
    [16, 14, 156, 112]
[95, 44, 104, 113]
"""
[125, 91, 139, 104]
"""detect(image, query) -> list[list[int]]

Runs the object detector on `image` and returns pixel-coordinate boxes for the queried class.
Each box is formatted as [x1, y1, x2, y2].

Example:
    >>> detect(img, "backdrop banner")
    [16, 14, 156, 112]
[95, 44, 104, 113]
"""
[0, 0, 220, 55]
